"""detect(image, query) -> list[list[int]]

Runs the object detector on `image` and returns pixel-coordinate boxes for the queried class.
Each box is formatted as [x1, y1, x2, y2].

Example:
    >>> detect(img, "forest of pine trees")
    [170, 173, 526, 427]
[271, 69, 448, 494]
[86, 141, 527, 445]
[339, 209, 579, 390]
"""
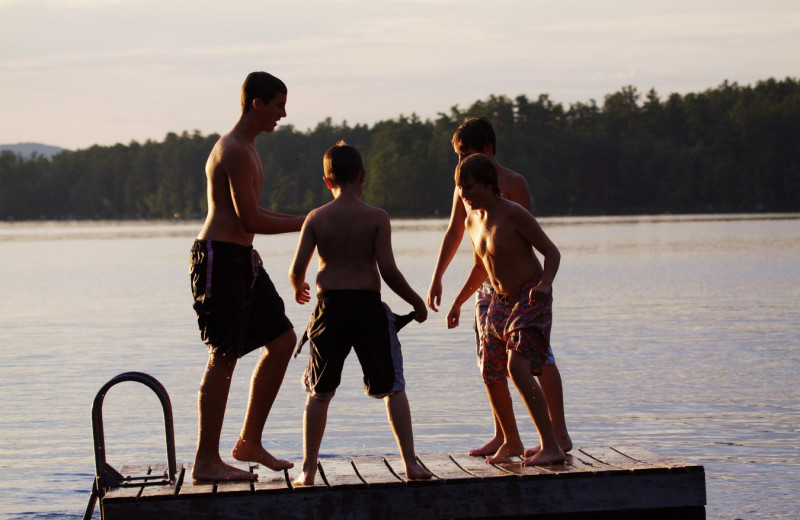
[1, 77, 798, 220]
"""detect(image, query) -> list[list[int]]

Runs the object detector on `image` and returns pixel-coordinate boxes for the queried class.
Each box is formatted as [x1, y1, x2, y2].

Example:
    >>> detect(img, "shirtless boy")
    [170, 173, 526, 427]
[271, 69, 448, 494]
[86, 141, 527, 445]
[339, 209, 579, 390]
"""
[446, 153, 566, 466]
[289, 141, 433, 485]
[428, 117, 570, 462]
[189, 72, 305, 482]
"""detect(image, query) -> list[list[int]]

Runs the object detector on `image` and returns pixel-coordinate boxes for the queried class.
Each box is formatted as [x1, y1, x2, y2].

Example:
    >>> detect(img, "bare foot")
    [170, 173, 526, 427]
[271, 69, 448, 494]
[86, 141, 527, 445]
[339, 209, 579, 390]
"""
[468, 436, 503, 457]
[485, 441, 525, 464]
[232, 439, 294, 471]
[404, 460, 434, 481]
[521, 446, 566, 466]
[523, 435, 573, 458]
[292, 475, 316, 487]
[192, 459, 257, 482]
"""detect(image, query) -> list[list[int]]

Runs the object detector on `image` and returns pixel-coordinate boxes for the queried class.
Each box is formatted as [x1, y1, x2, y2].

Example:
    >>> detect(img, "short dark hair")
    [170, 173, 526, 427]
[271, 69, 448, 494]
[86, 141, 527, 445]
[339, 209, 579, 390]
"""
[241, 72, 287, 113]
[323, 140, 364, 186]
[455, 154, 500, 195]
[451, 116, 496, 155]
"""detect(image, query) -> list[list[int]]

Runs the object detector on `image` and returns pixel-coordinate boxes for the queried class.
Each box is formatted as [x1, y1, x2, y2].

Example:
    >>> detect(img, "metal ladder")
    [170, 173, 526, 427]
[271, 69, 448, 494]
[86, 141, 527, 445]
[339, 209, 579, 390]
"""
[83, 372, 177, 520]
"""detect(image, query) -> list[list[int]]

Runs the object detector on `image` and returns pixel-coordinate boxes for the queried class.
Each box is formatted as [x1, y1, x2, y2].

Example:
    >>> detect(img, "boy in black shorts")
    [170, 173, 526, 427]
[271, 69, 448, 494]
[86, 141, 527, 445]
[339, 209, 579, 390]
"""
[190, 72, 305, 482]
[289, 141, 433, 485]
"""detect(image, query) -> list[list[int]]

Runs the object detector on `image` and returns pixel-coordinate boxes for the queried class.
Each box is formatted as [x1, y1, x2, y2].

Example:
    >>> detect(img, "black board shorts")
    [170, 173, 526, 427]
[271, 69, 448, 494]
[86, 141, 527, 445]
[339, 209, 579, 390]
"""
[190, 240, 293, 358]
[301, 290, 405, 399]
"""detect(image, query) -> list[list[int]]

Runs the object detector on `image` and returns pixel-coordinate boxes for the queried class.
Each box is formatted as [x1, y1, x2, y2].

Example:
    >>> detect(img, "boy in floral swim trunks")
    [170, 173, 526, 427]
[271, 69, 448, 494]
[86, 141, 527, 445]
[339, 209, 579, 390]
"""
[429, 117, 570, 463]
[446, 153, 566, 466]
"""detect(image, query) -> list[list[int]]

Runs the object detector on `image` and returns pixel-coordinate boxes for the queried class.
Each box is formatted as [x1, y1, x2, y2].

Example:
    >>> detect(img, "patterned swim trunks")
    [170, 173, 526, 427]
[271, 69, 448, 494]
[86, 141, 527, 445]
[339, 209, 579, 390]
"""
[480, 279, 553, 382]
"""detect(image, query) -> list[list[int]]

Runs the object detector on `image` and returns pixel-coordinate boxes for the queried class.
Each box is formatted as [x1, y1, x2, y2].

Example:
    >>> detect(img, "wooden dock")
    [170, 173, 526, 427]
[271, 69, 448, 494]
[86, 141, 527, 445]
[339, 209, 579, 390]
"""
[97, 446, 706, 519]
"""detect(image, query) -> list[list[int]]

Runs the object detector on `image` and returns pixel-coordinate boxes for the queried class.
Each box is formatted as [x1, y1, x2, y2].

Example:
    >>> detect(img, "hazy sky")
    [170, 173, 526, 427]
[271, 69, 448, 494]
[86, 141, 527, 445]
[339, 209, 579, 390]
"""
[1, 0, 798, 150]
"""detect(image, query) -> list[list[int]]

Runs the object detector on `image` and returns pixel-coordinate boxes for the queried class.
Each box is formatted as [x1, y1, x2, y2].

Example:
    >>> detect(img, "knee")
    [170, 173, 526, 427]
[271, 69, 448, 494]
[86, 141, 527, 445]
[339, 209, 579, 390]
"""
[507, 355, 530, 383]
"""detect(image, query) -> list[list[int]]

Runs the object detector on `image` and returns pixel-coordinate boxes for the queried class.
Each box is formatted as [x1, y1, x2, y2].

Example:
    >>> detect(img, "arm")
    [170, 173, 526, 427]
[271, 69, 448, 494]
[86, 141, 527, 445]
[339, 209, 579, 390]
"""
[226, 152, 305, 234]
[288, 216, 316, 305]
[516, 210, 561, 302]
[446, 252, 488, 329]
[374, 211, 428, 323]
[427, 188, 467, 311]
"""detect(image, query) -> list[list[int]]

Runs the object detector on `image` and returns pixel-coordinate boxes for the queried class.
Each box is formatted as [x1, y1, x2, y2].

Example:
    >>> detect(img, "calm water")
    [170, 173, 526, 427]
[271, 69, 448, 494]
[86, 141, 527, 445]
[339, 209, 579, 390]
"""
[0, 215, 798, 520]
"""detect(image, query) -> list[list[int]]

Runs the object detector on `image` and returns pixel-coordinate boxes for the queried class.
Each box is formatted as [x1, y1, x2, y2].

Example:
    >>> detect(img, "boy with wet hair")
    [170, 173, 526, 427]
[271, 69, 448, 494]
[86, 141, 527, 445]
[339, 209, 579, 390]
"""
[289, 141, 433, 485]
[428, 116, 571, 462]
[189, 71, 304, 482]
[446, 154, 566, 466]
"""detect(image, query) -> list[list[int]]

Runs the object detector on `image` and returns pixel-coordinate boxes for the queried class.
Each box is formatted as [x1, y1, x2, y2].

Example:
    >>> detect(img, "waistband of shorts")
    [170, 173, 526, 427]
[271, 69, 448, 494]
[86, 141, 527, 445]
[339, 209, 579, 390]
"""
[317, 289, 381, 301]
[193, 239, 254, 254]
[496, 277, 541, 303]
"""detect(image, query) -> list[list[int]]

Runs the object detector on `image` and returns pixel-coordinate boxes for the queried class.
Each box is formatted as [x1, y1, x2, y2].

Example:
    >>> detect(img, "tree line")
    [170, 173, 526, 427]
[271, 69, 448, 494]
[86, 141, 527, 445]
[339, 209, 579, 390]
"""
[1, 77, 798, 220]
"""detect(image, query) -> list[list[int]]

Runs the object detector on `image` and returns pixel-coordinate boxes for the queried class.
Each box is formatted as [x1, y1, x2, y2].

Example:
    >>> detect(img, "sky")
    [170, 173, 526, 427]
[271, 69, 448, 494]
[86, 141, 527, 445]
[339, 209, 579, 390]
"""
[1, 0, 798, 151]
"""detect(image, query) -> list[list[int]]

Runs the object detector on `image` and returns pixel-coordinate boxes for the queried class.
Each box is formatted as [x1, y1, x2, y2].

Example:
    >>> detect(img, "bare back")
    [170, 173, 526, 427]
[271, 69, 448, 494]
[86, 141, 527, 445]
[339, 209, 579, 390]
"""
[198, 133, 263, 246]
[307, 198, 385, 292]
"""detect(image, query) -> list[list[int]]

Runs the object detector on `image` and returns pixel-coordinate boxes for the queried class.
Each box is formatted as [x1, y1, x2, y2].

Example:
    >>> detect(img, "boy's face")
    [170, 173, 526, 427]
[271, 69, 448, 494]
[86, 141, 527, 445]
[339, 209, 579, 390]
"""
[256, 92, 287, 132]
[457, 176, 493, 210]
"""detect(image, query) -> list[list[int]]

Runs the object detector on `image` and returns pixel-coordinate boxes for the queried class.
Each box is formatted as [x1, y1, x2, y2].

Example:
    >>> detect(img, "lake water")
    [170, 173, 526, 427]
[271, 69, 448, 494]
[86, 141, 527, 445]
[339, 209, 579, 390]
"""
[0, 215, 798, 520]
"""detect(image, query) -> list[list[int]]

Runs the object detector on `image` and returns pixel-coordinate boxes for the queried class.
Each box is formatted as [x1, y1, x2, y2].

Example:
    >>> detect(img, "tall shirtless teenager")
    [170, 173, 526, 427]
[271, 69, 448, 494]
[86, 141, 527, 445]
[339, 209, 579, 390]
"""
[189, 72, 305, 481]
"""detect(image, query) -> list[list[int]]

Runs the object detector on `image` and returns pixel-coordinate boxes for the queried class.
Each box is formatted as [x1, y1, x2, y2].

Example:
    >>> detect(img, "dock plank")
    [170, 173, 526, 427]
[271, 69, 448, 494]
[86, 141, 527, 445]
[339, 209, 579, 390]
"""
[252, 467, 291, 493]
[318, 457, 364, 487]
[579, 446, 667, 473]
[351, 455, 403, 485]
[414, 454, 473, 481]
[448, 453, 517, 479]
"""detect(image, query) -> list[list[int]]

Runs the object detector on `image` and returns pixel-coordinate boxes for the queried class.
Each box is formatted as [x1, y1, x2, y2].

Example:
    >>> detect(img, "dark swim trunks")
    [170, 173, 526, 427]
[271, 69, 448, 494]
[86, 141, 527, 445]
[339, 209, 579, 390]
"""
[301, 290, 406, 400]
[189, 240, 293, 358]
[481, 279, 554, 381]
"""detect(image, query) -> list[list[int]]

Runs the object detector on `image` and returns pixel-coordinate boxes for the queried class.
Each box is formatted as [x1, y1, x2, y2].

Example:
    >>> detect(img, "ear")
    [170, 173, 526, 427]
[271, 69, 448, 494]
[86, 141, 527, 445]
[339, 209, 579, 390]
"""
[359, 170, 366, 183]
[323, 176, 335, 190]
[481, 144, 494, 157]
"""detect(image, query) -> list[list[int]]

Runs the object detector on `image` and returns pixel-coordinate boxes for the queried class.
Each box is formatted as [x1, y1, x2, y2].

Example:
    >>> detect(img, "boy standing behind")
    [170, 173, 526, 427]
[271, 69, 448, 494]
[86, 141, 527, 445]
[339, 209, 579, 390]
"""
[289, 141, 434, 485]
[446, 154, 566, 466]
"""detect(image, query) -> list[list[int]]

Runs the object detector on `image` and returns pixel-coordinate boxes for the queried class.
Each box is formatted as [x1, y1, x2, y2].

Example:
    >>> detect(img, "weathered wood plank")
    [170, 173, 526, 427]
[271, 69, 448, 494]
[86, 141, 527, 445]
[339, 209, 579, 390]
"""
[138, 464, 178, 499]
[215, 462, 254, 496]
[175, 464, 215, 497]
[448, 453, 518, 479]
[612, 445, 705, 472]
[351, 455, 403, 485]
[252, 467, 291, 493]
[414, 454, 473, 481]
[319, 457, 364, 487]
[578, 446, 667, 473]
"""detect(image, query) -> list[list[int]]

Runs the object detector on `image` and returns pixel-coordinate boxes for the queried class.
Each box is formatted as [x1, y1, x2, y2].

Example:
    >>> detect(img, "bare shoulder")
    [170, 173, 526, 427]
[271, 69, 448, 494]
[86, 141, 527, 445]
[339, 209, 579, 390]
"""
[497, 165, 530, 207]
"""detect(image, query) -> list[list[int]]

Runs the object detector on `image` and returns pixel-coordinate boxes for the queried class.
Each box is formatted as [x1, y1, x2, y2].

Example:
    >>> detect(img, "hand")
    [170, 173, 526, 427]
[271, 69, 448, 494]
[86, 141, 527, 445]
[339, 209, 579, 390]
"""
[427, 279, 442, 312]
[529, 281, 552, 303]
[295, 282, 311, 305]
[446, 305, 460, 329]
[413, 301, 428, 323]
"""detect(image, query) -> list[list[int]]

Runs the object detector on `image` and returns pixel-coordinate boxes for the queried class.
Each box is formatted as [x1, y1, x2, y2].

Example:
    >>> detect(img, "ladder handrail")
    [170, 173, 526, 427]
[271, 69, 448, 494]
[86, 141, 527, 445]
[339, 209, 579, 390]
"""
[91, 372, 177, 493]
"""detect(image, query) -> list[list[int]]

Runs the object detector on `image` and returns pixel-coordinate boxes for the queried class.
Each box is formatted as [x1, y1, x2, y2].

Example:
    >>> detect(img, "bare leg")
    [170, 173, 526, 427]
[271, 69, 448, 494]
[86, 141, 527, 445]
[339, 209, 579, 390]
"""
[508, 351, 565, 466]
[293, 395, 331, 486]
[524, 363, 572, 457]
[193, 352, 256, 482]
[483, 379, 525, 463]
[468, 383, 506, 457]
[385, 391, 433, 480]
[232, 329, 295, 471]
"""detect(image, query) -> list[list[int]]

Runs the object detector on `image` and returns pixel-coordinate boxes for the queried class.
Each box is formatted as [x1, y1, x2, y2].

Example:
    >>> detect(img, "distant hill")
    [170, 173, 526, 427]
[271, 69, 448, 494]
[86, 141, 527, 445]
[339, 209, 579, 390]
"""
[0, 142, 69, 159]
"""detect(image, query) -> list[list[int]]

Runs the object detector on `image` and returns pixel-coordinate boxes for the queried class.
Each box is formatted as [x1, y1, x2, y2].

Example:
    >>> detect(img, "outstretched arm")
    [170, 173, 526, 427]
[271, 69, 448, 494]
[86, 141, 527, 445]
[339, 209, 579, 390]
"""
[375, 211, 427, 323]
[428, 188, 467, 311]
[288, 216, 315, 305]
